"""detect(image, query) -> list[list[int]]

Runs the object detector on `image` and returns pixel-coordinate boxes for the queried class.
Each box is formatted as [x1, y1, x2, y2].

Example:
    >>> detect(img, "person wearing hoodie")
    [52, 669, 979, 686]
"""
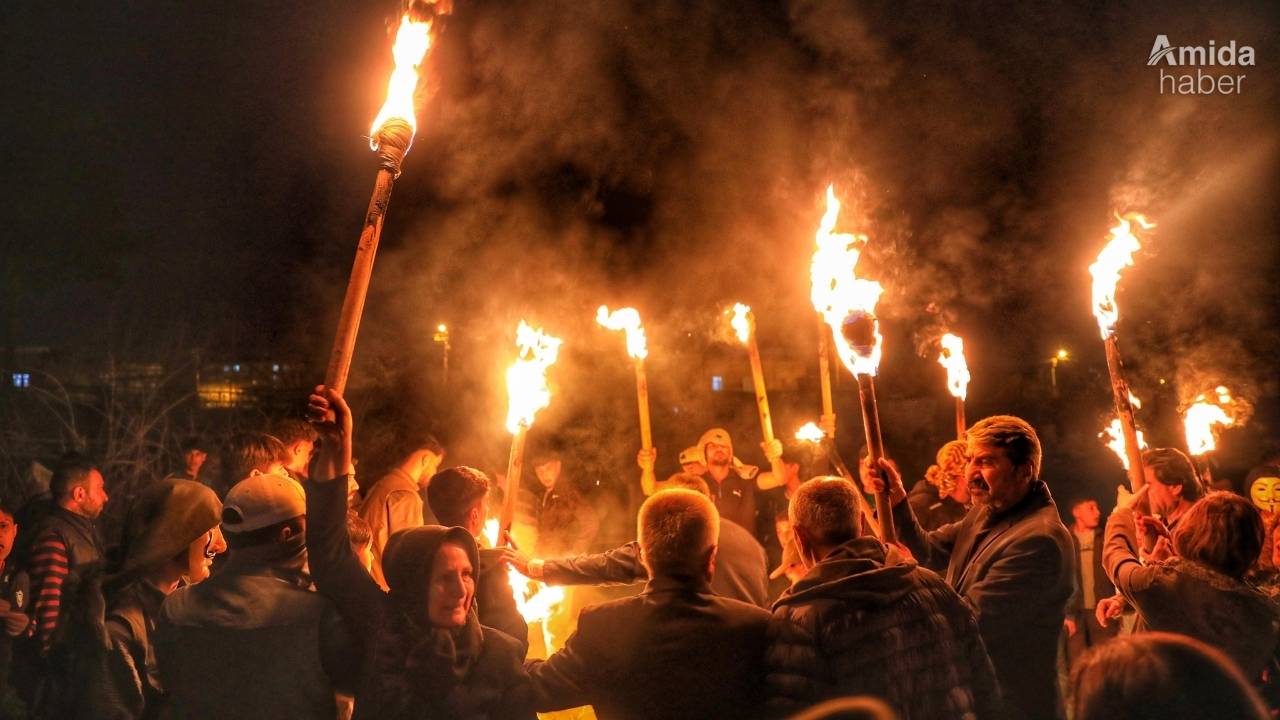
[765, 476, 1001, 720]
[306, 386, 535, 720]
[75, 478, 225, 719]
[154, 472, 355, 720]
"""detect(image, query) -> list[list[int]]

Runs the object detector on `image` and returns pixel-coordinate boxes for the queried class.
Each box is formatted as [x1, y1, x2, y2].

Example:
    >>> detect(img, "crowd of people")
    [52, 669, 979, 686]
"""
[0, 384, 1276, 719]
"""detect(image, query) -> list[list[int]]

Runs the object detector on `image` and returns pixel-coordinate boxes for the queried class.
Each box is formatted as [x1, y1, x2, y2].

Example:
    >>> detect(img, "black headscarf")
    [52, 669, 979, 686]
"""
[367, 525, 485, 717]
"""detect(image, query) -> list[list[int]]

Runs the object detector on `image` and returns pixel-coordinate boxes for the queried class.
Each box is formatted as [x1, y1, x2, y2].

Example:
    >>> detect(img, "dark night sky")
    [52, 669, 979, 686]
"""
[3, 1, 1278, 494]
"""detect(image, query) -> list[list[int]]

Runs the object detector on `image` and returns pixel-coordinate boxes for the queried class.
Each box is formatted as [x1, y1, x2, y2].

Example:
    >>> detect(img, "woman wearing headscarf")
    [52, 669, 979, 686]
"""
[305, 386, 534, 720]
[78, 478, 226, 718]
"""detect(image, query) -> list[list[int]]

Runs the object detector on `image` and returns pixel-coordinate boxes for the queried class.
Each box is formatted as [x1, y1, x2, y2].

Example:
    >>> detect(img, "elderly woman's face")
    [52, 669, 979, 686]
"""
[428, 542, 475, 628]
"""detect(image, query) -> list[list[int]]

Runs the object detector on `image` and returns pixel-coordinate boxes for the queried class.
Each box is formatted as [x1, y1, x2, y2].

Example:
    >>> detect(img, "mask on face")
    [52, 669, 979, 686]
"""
[1251, 476, 1280, 513]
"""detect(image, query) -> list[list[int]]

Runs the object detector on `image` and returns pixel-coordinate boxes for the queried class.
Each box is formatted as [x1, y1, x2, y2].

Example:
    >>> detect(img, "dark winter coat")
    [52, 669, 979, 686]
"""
[539, 517, 770, 607]
[155, 540, 354, 720]
[526, 573, 771, 719]
[1104, 506, 1280, 679]
[766, 537, 1002, 719]
[306, 473, 535, 720]
[895, 479, 1074, 720]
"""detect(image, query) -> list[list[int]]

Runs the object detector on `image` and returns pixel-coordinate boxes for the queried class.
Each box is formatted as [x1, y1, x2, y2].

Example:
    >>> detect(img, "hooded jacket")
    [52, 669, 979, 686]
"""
[73, 479, 221, 720]
[155, 526, 354, 719]
[766, 537, 1001, 720]
[307, 473, 534, 720]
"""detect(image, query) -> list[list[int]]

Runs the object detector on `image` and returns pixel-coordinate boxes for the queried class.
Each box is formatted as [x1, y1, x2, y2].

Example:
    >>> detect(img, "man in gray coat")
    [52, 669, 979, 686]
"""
[864, 415, 1074, 720]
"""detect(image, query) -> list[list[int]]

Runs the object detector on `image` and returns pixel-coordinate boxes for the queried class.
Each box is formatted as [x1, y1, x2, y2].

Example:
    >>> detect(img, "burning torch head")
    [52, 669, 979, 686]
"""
[840, 311, 879, 358]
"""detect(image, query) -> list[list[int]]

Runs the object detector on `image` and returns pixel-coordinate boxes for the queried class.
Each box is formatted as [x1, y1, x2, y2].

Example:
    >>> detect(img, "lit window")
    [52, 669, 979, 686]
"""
[223, 365, 231, 373]
[711, 375, 724, 392]
[12, 373, 30, 389]
[272, 364, 280, 373]
[233, 364, 241, 373]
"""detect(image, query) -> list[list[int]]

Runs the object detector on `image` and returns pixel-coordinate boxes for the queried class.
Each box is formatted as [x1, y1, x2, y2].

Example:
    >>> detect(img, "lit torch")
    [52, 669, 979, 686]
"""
[1100, 391, 1147, 470]
[597, 306, 656, 495]
[810, 185, 893, 541]
[502, 321, 562, 538]
[1183, 386, 1236, 485]
[730, 303, 788, 485]
[795, 422, 880, 539]
[1089, 213, 1155, 491]
[817, 319, 837, 438]
[325, 4, 450, 393]
[937, 333, 970, 440]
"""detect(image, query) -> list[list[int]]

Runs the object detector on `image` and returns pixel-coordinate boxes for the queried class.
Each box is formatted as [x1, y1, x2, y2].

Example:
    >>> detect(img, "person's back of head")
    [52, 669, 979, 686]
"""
[425, 466, 489, 531]
[638, 488, 719, 580]
[1174, 491, 1263, 579]
[790, 476, 861, 558]
[220, 473, 306, 551]
[655, 473, 711, 499]
[1070, 633, 1268, 720]
[1143, 447, 1205, 503]
[218, 433, 289, 496]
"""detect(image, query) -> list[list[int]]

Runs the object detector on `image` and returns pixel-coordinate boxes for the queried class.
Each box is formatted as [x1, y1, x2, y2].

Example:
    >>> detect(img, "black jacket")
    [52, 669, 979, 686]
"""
[766, 537, 1001, 719]
[539, 518, 770, 607]
[526, 573, 771, 719]
[895, 480, 1074, 720]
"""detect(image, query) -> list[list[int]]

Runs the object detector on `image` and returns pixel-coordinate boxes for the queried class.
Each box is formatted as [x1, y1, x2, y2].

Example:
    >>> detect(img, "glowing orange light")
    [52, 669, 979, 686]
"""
[811, 185, 884, 376]
[937, 333, 970, 400]
[370, 13, 434, 147]
[596, 306, 648, 359]
[1089, 213, 1155, 340]
[505, 321, 562, 434]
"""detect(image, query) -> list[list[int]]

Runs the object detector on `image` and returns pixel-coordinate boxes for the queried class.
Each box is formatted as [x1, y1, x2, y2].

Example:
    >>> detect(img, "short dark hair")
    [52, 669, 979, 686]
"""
[1173, 492, 1263, 579]
[272, 419, 318, 447]
[346, 510, 372, 548]
[426, 466, 490, 527]
[790, 476, 861, 547]
[50, 454, 98, 502]
[1070, 497, 1099, 511]
[639, 490, 718, 577]
[395, 434, 444, 464]
[218, 433, 289, 493]
[1143, 447, 1204, 503]
[180, 436, 209, 454]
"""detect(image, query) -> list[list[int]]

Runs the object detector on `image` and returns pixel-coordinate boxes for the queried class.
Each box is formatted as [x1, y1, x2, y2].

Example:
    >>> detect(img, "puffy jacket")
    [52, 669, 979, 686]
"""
[766, 537, 1002, 719]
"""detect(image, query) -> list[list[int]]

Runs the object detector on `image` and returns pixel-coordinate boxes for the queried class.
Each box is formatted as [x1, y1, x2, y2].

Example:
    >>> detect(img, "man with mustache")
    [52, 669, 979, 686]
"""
[862, 415, 1074, 720]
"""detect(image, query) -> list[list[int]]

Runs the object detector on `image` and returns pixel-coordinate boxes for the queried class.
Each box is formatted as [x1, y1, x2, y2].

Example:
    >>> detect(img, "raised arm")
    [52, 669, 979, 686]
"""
[863, 456, 959, 570]
[508, 542, 647, 587]
[305, 386, 386, 632]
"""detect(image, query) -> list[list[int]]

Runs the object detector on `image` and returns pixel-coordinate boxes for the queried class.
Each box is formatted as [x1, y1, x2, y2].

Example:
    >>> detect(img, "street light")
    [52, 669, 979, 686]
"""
[1050, 348, 1069, 396]
[433, 323, 451, 385]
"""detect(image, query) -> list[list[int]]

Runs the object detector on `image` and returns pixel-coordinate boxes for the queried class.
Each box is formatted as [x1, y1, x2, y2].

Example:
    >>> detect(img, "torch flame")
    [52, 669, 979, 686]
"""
[481, 519, 565, 624]
[730, 303, 752, 344]
[811, 185, 884, 376]
[1089, 213, 1155, 340]
[795, 422, 826, 443]
[1184, 387, 1236, 456]
[369, 13, 434, 147]
[505, 321, 562, 434]
[1100, 418, 1147, 470]
[596, 306, 648, 359]
[937, 333, 970, 400]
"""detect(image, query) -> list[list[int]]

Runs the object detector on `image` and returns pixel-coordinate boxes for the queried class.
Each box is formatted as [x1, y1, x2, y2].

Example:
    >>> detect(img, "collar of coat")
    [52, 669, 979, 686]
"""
[643, 573, 714, 596]
[978, 478, 1054, 529]
[772, 537, 919, 609]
